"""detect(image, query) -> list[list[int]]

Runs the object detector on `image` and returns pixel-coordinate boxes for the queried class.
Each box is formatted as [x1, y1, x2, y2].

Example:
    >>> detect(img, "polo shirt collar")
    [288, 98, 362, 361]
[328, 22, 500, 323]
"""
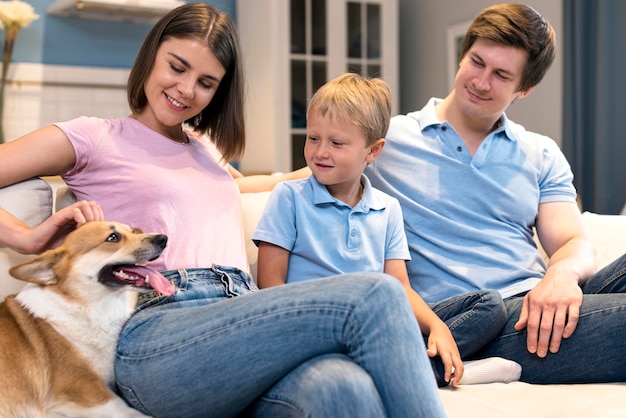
[410, 97, 516, 142]
[309, 174, 385, 212]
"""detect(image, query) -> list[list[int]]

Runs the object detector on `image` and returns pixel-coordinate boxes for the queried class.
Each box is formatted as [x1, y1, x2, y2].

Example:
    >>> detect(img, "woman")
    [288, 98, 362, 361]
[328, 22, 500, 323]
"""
[0, 3, 444, 417]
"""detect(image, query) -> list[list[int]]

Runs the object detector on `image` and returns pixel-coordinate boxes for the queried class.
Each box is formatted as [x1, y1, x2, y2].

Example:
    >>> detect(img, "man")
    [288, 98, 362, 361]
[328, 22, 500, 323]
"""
[365, 3, 626, 383]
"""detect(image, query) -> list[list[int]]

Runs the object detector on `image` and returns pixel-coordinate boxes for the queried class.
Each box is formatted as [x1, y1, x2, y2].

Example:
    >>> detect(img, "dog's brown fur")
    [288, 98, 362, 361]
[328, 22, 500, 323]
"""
[0, 221, 170, 417]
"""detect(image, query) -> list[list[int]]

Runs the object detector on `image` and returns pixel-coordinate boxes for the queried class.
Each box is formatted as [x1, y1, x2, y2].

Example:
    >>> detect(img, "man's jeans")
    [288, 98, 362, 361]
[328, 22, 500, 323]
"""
[479, 253, 626, 383]
[115, 267, 445, 418]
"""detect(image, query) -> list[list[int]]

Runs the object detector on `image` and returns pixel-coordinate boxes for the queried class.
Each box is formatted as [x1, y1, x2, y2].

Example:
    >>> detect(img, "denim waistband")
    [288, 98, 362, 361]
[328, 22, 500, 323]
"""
[160, 265, 253, 290]
[134, 265, 257, 314]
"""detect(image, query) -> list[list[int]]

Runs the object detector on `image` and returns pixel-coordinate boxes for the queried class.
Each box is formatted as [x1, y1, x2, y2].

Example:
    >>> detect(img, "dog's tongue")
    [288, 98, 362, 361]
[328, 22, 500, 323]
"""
[119, 266, 175, 296]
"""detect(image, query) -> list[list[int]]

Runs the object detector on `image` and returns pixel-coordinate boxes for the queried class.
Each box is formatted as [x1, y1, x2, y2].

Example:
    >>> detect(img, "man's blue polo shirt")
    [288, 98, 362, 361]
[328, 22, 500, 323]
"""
[365, 98, 577, 302]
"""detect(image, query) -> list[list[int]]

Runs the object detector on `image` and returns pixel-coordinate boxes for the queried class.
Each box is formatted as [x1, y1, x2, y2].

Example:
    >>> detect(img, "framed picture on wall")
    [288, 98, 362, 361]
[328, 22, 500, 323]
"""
[446, 20, 471, 91]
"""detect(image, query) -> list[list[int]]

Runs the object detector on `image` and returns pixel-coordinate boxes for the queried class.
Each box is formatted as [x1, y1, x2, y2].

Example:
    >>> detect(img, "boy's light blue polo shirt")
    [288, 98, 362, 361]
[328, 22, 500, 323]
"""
[252, 174, 410, 283]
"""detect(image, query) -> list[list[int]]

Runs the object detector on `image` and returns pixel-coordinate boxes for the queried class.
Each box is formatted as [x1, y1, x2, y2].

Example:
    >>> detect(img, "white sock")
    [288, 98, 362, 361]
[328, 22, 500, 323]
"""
[457, 357, 522, 385]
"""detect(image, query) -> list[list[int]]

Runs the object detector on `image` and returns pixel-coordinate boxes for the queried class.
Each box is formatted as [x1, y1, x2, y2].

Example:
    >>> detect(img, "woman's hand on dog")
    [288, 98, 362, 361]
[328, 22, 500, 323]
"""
[3, 200, 104, 254]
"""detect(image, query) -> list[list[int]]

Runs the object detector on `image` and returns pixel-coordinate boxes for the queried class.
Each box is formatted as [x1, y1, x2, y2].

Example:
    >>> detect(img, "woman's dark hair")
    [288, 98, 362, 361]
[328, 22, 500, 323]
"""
[127, 2, 245, 161]
[459, 3, 556, 92]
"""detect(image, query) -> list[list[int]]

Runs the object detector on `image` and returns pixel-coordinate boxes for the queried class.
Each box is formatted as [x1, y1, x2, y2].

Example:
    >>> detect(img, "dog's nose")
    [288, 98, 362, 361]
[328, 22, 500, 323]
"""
[152, 234, 168, 249]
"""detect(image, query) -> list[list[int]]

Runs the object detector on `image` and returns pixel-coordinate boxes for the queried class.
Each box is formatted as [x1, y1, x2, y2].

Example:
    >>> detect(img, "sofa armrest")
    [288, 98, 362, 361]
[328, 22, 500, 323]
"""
[0, 178, 54, 300]
[0, 178, 53, 238]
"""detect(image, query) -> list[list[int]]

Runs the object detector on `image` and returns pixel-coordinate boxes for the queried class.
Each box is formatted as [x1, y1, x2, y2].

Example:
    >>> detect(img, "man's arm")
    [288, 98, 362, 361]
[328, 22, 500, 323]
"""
[514, 201, 597, 357]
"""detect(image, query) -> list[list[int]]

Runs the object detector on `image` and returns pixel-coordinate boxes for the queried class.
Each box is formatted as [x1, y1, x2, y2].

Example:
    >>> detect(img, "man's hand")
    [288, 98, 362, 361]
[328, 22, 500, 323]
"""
[518, 201, 596, 357]
[514, 266, 583, 357]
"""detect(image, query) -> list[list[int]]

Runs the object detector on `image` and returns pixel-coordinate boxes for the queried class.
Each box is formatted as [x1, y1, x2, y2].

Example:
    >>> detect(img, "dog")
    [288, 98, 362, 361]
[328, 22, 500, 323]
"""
[0, 221, 175, 417]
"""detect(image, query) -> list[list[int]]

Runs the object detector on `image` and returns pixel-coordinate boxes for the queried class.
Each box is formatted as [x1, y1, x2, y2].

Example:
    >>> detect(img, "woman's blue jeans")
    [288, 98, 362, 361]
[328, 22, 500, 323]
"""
[478, 253, 626, 383]
[114, 266, 445, 418]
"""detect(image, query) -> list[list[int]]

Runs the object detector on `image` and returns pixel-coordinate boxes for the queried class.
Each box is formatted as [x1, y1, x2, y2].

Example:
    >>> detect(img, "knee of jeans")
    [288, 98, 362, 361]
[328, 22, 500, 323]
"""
[479, 289, 507, 323]
[478, 289, 503, 305]
[249, 379, 385, 418]
[246, 354, 386, 418]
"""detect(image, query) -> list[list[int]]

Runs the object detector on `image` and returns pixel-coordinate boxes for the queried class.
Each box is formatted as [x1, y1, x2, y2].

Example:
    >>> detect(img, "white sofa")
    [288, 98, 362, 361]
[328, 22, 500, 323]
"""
[2, 177, 626, 417]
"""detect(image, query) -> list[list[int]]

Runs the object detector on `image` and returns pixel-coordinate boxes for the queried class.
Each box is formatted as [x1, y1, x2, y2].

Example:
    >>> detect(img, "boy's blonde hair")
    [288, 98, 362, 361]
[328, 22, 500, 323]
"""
[306, 73, 392, 145]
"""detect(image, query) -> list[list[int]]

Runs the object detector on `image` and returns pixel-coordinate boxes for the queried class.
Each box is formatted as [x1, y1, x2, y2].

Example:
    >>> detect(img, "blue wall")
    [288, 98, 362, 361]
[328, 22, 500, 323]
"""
[13, 0, 236, 68]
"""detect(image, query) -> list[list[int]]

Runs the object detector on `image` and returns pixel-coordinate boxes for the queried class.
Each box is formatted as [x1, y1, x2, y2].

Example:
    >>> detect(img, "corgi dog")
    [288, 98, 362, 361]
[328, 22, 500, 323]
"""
[0, 221, 175, 417]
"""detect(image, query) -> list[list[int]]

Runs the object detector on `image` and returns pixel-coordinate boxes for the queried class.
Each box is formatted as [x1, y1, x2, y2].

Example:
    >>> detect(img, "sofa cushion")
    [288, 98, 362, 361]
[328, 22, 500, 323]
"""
[241, 192, 271, 281]
[55, 183, 78, 212]
[582, 211, 626, 269]
[0, 178, 53, 300]
[0, 178, 53, 236]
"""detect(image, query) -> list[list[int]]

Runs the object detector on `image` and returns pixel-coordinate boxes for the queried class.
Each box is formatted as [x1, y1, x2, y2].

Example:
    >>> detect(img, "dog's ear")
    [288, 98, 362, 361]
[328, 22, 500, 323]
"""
[9, 249, 67, 285]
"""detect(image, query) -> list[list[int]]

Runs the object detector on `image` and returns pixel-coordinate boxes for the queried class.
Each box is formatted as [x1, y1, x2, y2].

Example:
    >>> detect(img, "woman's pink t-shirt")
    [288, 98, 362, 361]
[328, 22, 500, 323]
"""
[56, 116, 249, 273]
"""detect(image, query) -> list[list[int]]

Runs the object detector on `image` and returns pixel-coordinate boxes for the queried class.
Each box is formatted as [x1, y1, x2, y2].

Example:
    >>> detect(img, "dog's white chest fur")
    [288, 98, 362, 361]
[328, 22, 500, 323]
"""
[16, 284, 134, 385]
